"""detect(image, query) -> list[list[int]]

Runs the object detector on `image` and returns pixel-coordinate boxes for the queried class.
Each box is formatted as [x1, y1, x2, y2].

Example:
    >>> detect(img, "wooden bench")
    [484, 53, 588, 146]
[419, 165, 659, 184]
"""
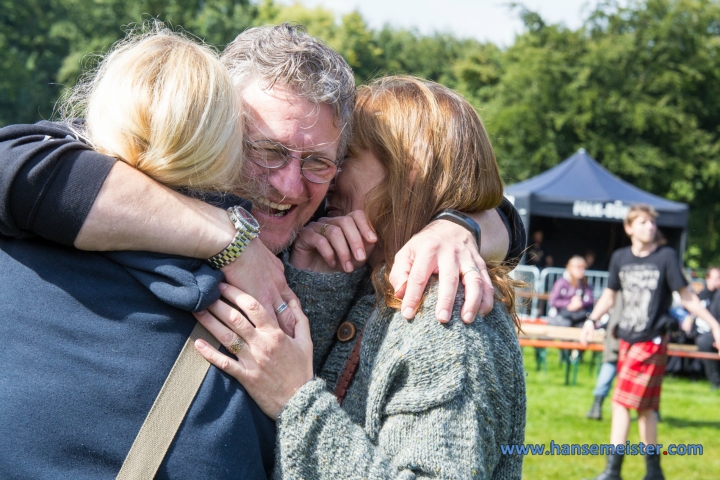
[518, 323, 720, 385]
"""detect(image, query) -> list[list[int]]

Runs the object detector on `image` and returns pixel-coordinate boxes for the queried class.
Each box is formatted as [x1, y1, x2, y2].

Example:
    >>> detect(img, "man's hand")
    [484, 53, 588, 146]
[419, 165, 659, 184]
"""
[221, 238, 299, 337]
[389, 220, 494, 324]
[579, 320, 596, 346]
[580, 288, 617, 346]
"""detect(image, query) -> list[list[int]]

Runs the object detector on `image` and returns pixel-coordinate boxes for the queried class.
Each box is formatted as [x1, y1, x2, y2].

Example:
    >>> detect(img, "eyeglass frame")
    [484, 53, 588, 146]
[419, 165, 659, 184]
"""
[244, 139, 343, 184]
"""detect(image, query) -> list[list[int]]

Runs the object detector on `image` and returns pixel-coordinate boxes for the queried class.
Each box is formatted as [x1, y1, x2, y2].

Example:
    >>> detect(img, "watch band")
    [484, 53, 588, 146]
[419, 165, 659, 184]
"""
[431, 209, 482, 250]
[206, 206, 260, 269]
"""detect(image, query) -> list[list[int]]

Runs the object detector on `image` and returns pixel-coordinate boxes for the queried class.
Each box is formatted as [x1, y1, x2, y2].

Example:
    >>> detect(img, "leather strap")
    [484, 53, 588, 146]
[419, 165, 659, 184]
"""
[117, 322, 220, 479]
[333, 329, 364, 405]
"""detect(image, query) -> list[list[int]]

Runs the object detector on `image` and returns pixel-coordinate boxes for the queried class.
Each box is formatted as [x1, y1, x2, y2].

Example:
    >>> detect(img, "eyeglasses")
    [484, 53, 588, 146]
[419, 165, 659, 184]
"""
[245, 139, 341, 184]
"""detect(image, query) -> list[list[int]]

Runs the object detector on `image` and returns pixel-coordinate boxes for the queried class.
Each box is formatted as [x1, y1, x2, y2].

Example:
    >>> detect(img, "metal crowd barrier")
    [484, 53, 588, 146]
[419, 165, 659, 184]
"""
[511, 265, 541, 318]
[511, 265, 609, 319]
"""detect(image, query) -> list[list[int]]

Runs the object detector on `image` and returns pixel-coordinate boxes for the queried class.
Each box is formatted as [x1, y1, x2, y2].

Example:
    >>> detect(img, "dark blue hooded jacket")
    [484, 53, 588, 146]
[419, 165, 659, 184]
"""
[0, 238, 276, 479]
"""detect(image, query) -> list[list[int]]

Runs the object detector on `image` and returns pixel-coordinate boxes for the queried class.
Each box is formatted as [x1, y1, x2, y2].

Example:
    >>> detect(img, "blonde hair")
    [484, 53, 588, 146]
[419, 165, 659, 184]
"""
[566, 255, 587, 267]
[59, 24, 243, 192]
[351, 76, 520, 326]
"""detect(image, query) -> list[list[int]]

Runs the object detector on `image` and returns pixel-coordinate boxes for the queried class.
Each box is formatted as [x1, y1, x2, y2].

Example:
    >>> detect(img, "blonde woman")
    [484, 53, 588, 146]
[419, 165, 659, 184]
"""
[61, 26, 243, 191]
[195, 76, 527, 479]
[0, 27, 283, 478]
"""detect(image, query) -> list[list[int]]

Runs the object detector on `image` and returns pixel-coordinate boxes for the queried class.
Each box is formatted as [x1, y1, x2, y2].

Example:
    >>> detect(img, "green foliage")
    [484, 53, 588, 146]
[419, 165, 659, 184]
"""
[0, 0, 256, 125]
[467, 0, 720, 266]
[2, 0, 719, 264]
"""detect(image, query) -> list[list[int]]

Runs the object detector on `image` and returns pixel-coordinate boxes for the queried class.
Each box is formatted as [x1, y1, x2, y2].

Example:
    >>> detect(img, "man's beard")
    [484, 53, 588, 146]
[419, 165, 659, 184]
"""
[268, 219, 303, 254]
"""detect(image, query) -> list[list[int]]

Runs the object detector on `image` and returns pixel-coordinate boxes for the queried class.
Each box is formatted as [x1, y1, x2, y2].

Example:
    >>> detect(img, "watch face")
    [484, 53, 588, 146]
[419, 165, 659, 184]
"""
[230, 206, 260, 232]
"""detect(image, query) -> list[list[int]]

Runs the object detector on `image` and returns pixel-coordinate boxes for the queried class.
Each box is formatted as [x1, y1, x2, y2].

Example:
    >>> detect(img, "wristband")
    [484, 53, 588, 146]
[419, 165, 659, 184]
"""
[206, 206, 260, 269]
[431, 209, 481, 250]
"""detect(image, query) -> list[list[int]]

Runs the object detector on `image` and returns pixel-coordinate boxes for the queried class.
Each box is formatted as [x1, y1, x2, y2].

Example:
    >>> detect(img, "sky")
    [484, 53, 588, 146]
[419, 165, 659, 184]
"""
[281, 0, 613, 46]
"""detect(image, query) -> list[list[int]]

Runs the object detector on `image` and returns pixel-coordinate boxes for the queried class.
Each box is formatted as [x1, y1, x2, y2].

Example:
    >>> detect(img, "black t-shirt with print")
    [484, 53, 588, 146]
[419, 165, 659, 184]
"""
[608, 245, 688, 343]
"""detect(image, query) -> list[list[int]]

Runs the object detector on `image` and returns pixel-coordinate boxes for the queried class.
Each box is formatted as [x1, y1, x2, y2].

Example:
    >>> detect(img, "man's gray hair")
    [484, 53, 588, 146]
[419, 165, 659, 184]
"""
[221, 23, 356, 158]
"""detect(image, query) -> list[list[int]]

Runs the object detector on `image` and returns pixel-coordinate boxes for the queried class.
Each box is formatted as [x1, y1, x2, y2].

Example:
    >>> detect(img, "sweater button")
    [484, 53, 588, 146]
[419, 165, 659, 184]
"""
[337, 322, 357, 342]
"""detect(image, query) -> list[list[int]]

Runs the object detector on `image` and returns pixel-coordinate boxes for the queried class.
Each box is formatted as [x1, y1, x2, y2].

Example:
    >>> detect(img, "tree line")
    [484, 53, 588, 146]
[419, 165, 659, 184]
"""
[2, 0, 719, 267]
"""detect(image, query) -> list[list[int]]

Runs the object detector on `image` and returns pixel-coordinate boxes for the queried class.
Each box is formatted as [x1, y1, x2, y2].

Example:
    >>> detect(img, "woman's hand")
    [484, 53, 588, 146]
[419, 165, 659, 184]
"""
[193, 283, 314, 419]
[290, 210, 377, 273]
[567, 295, 584, 312]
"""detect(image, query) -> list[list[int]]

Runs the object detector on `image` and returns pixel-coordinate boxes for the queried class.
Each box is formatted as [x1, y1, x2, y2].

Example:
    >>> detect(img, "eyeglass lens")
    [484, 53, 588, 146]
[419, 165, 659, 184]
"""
[247, 140, 338, 183]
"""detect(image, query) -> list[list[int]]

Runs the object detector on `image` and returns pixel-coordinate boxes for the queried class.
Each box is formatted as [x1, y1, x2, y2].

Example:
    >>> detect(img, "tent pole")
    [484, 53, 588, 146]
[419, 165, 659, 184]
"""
[679, 228, 688, 265]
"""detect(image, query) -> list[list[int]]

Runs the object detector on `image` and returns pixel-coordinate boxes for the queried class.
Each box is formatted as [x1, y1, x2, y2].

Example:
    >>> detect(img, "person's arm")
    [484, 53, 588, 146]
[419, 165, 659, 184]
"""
[581, 250, 623, 344]
[84, 163, 301, 332]
[76, 161, 235, 256]
[1, 124, 520, 325]
[678, 287, 720, 349]
[0, 123, 297, 330]
[580, 288, 618, 345]
[0, 122, 115, 242]
[389, 200, 525, 323]
[0, 121, 234, 255]
[283, 249, 369, 367]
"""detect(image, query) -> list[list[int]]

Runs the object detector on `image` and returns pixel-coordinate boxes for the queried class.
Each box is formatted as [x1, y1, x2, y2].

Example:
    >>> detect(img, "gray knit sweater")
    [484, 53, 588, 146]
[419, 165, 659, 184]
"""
[278, 261, 526, 479]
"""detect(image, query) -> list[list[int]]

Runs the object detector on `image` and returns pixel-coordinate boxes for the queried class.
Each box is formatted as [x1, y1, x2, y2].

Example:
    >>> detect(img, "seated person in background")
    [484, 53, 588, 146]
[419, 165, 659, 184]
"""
[670, 267, 720, 387]
[549, 255, 594, 327]
[694, 267, 720, 388]
[585, 249, 597, 269]
[698, 266, 720, 305]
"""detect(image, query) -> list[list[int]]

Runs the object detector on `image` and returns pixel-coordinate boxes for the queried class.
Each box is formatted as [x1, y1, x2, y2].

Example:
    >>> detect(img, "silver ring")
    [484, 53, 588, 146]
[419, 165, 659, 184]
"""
[461, 266, 481, 277]
[228, 335, 244, 355]
[274, 302, 288, 315]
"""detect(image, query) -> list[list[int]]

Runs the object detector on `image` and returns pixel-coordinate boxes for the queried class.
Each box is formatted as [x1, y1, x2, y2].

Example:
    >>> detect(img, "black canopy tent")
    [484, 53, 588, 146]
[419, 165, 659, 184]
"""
[505, 149, 689, 270]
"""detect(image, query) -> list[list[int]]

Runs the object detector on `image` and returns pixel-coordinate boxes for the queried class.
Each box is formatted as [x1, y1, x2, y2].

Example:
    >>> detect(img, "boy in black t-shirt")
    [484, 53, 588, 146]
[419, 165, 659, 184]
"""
[580, 205, 720, 480]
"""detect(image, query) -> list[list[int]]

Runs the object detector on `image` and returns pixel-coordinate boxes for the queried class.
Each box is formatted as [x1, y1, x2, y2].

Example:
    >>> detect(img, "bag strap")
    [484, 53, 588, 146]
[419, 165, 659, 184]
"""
[117, 322, 220, 480]
[333, 328, 364, 405]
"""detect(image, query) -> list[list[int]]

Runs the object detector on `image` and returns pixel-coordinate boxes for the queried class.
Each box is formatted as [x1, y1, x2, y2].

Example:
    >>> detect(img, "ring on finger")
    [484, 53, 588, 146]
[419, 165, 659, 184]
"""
[274, 302, 288, 315]
[461, 266, 481, 277]
[319, 224, 330, 238]
[228, 335, 245, 355]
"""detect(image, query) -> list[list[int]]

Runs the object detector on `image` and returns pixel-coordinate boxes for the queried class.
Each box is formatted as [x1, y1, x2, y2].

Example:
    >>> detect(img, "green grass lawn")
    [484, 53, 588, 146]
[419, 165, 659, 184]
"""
[521, 348, 720, 479]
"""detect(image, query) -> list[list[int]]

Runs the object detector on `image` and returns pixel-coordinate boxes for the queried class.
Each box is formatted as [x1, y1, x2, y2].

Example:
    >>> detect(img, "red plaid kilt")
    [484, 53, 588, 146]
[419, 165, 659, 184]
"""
[612, 336, 668, 411]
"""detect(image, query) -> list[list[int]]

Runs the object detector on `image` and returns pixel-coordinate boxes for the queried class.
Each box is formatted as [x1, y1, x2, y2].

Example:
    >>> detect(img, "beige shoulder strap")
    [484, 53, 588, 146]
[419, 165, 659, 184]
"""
[117, 322, 220, 480]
